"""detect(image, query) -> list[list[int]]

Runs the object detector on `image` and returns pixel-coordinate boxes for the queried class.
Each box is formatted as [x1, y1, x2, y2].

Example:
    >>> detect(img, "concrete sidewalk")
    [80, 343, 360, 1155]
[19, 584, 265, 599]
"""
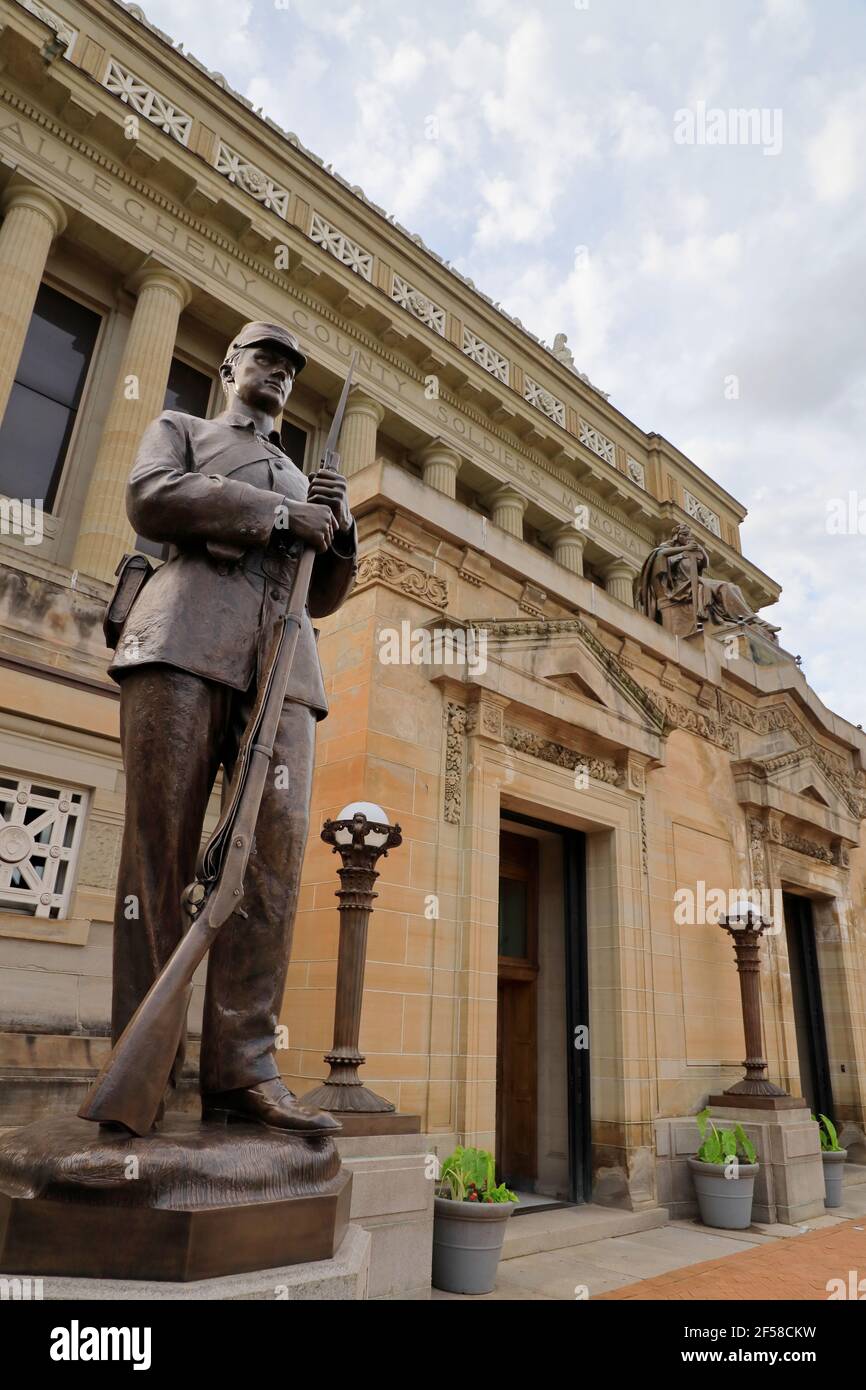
[432, 1174, 866, 1301]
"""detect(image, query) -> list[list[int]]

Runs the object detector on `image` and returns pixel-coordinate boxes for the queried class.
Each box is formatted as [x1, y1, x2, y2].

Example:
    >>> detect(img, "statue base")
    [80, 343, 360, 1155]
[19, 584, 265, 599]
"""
[0, 1115, 351, 1282]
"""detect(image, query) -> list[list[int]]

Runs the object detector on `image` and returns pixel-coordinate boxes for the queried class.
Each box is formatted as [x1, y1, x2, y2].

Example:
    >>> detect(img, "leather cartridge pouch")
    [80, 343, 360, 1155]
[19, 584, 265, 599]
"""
[103, 552, 155, 649]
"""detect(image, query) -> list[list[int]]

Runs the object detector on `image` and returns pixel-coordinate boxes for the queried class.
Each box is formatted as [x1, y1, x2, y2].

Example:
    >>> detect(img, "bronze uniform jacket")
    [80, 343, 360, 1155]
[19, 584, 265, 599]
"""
[107, 409, 358, 718]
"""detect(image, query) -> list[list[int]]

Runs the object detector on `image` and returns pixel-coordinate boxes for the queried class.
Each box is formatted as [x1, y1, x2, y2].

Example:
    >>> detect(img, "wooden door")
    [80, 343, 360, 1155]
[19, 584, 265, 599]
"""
[496, 832, 539, 1188]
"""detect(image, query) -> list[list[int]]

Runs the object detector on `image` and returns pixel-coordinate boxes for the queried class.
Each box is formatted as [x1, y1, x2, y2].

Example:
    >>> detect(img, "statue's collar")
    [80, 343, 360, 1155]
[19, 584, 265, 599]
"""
[217, 410, 282, 448]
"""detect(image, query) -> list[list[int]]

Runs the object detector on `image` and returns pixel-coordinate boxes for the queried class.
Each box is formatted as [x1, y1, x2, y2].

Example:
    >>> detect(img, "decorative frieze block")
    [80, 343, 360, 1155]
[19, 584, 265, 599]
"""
[102, 58, 192, 145]
[356, 552, 448, 609]
[391, 274, 445, 335]
[781, 830, 833, 863]
[462, 328, 509, 384]
[650, 693, 739, 754]
[214, 141, 289, 218]
[504, 726, 620, 785]
[0, 775, 87, 919]
[684, 489, 721, 537]
[310, 212, 373, 281]
[578, 418, 615, 465]
[626, 455, 646, 488]
[20, 0, 77, 55]
[523, 376, 565, 427]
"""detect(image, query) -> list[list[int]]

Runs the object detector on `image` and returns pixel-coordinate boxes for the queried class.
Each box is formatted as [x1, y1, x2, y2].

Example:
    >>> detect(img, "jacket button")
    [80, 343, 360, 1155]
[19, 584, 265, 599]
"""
[271, 588, 281, 599]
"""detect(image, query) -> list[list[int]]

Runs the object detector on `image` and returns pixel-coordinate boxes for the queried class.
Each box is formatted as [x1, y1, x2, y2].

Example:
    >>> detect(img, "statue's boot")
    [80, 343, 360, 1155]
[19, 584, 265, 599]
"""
[202, 1076, 341, 1135]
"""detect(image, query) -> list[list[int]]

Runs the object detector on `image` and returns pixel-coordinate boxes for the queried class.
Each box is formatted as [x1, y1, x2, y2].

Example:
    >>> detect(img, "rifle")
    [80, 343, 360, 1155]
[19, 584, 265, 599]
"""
[78, 356, 357, 1135]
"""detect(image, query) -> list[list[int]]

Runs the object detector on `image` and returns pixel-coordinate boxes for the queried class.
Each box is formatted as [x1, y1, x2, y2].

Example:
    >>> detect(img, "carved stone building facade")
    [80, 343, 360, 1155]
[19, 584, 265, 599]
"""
[0, 0, 864, 1216]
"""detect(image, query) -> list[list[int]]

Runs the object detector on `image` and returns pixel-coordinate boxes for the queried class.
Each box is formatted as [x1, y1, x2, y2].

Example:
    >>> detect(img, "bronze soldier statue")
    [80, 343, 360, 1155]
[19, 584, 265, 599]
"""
[105, 322, 357, 1135]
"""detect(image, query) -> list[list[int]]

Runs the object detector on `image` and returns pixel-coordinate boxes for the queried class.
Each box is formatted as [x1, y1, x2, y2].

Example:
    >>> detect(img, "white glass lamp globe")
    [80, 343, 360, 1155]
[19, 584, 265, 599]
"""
[726, 895, 762, 930]
[334, 801, 390, 847]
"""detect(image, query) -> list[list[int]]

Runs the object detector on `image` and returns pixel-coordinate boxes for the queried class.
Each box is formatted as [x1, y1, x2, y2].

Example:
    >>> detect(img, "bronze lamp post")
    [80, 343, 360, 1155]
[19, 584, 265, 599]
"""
[717, 896, 788, 1102]
[302, 802, 402, 1114]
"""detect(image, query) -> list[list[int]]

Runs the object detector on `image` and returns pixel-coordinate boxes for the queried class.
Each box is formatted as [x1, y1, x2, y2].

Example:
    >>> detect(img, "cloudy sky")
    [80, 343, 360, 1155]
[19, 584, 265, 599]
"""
[138, 0, 866, 723]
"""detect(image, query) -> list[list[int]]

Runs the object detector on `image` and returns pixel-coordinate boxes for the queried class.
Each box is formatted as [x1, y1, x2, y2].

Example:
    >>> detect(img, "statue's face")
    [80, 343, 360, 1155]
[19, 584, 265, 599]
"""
[229, 345, 296, 415]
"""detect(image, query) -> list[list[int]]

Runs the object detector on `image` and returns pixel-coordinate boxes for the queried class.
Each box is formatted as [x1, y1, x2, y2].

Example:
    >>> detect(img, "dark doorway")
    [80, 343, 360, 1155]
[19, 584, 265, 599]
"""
[497, 813, 590, 1205]
[782, 893, 833, 1118]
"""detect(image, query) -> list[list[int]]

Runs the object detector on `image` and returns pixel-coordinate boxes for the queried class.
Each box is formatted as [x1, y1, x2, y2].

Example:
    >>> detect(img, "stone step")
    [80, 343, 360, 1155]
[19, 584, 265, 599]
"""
[843, 1163, 866, 1186]
[501, 1202, 669, 1260]
[0, 1071, 200, 1129]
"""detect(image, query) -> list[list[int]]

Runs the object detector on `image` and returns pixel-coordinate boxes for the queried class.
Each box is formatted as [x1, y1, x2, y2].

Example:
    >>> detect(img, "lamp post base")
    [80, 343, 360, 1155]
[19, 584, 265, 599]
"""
[708, 1093, 808, 1111]
[300, 1080, 396, 1114]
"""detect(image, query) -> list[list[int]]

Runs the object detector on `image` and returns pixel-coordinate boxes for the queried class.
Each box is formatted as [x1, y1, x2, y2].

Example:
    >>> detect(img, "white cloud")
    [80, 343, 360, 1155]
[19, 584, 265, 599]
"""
[807, 90, 866, 203]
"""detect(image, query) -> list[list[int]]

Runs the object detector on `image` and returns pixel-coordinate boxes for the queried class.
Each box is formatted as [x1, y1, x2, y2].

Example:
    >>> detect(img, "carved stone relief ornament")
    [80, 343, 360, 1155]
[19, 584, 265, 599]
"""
[443, 702, 467, 824]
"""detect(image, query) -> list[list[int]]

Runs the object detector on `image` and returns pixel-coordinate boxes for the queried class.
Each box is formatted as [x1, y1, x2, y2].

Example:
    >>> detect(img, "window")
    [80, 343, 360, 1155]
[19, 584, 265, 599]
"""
[163, 356, 213, 417]
[280, 419, 308, 471]
[136, 357, 214, 559]
[0, 284, 100, 512]
[0, 774, 87, 919]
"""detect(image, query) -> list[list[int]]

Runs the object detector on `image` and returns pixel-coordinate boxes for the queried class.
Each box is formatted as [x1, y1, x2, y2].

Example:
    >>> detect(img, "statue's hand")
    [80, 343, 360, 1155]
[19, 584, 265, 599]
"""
[307, 468, 352, 532]
[276, 501, 336, 554]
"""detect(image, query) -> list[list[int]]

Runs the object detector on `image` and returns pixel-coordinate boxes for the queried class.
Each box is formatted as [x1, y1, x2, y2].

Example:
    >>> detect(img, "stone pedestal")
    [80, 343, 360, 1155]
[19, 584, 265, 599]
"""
[336, 1130, 433, 1299]
[0, 1225, 371, 1301]
[655, 1107, 825, 1225]
[709, 1103, 825, 1224]
[0, 1114, 350, 1281]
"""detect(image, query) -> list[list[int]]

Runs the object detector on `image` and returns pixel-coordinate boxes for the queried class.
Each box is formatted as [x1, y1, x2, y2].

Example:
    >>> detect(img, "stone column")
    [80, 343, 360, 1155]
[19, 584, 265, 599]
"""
[74, 266, 191, 582]
[339, 387, 384, 477]
[551, 523, 586, 576]
[490, 485, 526, 539]
[419, 438, 461, 498]
[605, 559, 637, 607]
[0, 184, 67, 423]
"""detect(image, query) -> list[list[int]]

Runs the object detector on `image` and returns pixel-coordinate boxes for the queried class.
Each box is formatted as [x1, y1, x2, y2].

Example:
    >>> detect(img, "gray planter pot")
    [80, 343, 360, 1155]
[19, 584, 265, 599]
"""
[822, 1149, 847, 1208]
[432, 1194, 516, 1294]
[688, 1157, 759, 1230]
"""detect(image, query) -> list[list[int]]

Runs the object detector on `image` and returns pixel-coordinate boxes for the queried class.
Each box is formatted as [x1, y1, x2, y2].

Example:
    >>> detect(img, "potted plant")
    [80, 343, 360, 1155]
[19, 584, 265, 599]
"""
[814, 1113, 847, 1208]
[688, 1108, 759, 1230]
[431, 1146, 518, 1294]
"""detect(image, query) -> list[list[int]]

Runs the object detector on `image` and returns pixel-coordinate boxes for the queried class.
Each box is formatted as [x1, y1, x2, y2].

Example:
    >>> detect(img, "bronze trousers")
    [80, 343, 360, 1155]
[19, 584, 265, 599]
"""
[111, 664, 316, 1094]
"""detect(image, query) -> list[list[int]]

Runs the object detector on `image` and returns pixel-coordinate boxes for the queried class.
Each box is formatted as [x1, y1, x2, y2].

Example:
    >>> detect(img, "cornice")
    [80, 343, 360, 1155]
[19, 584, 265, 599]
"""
[0, 82, 665, 554]
[31, 0, 751, 520]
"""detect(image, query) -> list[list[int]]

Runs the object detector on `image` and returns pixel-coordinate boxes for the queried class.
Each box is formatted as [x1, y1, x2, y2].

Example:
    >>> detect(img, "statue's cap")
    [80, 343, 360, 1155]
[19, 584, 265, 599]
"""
[224, 321, 307, 375]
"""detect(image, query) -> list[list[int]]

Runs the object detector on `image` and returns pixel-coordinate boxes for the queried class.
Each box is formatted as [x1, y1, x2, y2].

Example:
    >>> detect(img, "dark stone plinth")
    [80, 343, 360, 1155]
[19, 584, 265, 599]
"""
[331, 1112, 421, 1137]
[0, 1115, 351, 1281]
[708, 1094, 809, 1112]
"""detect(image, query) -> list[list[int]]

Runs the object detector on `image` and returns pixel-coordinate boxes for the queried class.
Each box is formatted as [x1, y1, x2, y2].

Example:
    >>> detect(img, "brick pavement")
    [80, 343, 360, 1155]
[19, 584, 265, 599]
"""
[596, 1218, 866, 1300]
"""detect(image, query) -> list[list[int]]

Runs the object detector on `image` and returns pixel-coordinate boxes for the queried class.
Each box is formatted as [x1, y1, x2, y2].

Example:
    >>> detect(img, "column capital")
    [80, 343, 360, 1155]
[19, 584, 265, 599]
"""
[1, 183, 67, 237]
[604, 557, 639, 579]
[344, 385, 385, 425]
[126, 261, 192, 309]
[489, 483, 527, 510]
[418, 435, 462, 468]
[549, 520, 587, 546]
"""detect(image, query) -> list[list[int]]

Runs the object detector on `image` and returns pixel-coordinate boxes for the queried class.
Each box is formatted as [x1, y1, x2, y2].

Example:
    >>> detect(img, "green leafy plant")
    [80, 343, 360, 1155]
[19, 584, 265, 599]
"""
[695, 1107, 757, 1166]
[812, 1113, 844, 1152]
[437, 1146, 518, 1204]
